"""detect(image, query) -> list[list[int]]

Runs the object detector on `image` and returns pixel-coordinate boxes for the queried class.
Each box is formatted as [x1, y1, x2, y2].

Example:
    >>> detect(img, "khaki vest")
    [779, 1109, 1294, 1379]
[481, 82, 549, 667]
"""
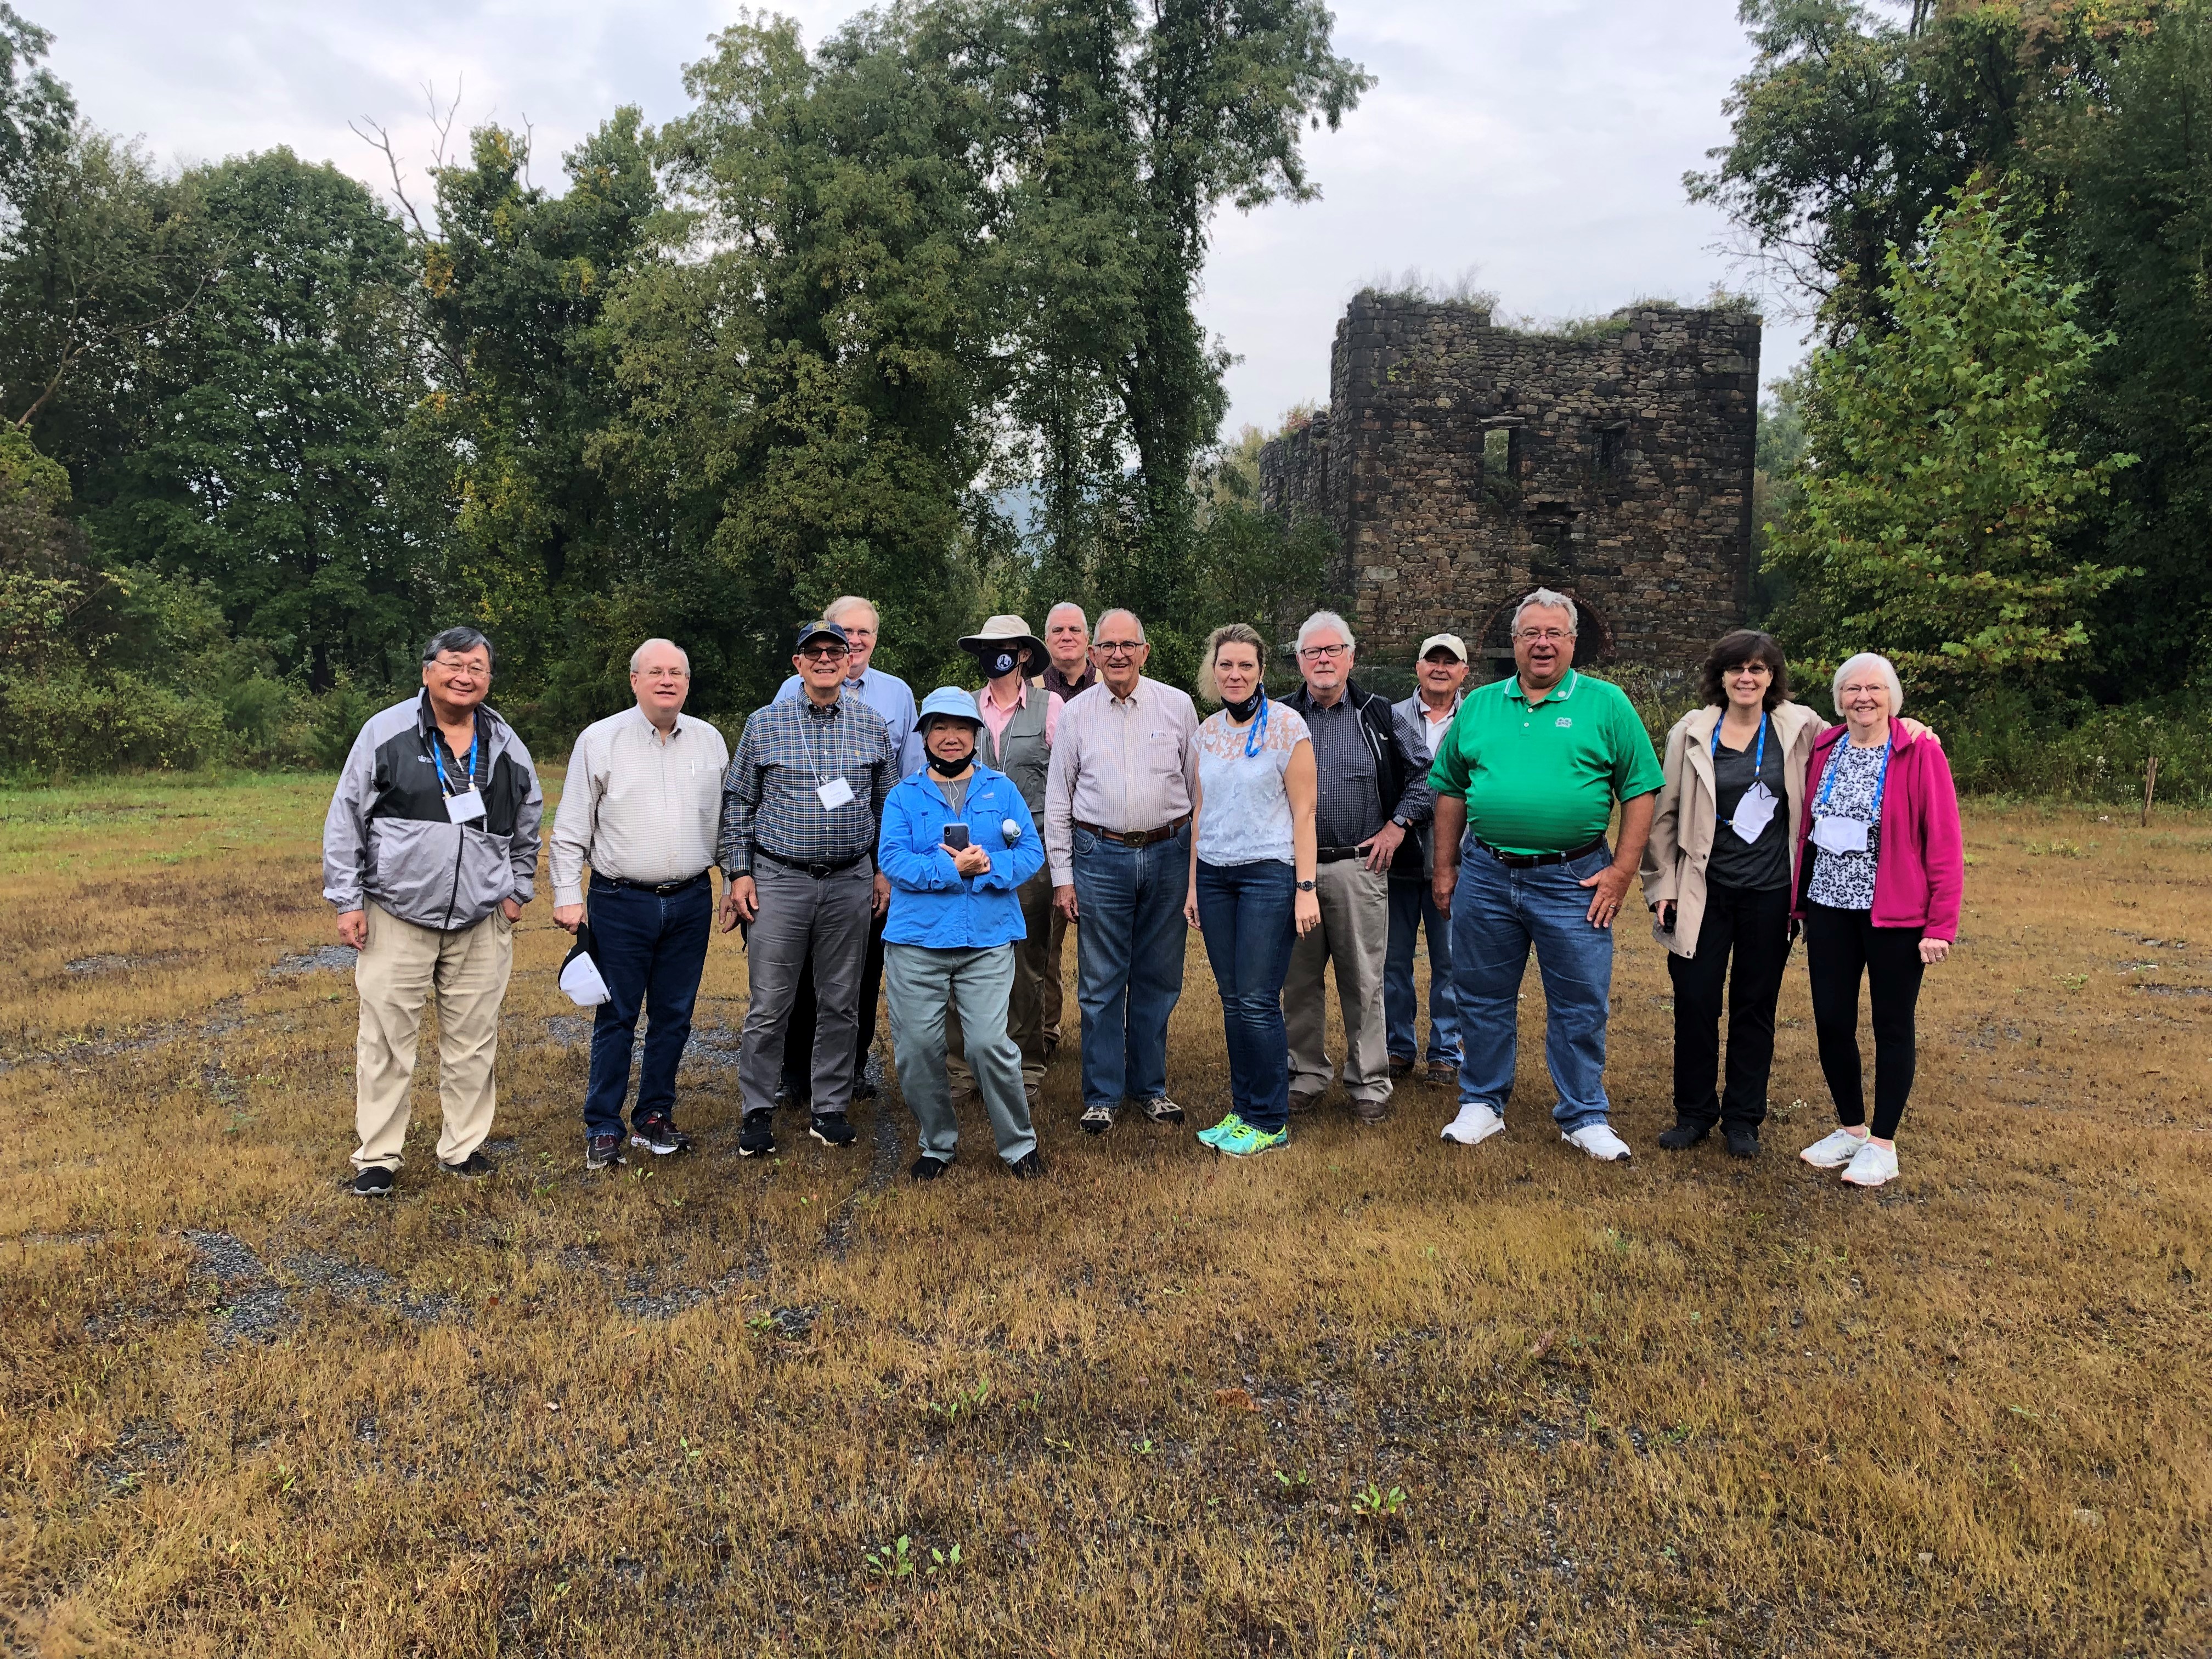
[979, 685, 1051, 816]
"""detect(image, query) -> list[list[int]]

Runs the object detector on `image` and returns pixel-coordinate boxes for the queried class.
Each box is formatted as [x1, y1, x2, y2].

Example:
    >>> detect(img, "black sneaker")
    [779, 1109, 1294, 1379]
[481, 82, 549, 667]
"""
[585, 1131, 628, 1170]
[1656, 1121, 1709, 1152]
[440, 1150, 494, 1180]
[630, 1117, 695, 1156]
[1079, 1103, 1115, 1135]
[910, 1154, 950, 1181]
[1724, 1124, 1762, 1159]
[738, 1113, 777, 1158]
[347, 1166, 394, 1198]
[809, 1111, 857, 1148]
[1007, 1150, 1046, 1180]
[1141, 1096, 1185, 1125]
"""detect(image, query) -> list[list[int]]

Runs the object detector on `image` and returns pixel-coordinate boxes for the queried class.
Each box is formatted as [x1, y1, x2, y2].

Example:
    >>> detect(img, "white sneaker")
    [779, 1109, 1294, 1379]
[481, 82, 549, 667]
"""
[1799, 1127, 1870, 1169]
[1441, 1102, 1505, 1146]
[1563, 1122, 1632, 1162]
[1839, 1139, 1899, 1187]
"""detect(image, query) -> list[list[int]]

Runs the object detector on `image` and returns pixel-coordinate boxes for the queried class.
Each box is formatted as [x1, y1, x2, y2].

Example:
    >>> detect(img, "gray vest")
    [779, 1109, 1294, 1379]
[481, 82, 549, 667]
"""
[979, 685, 1051, 816]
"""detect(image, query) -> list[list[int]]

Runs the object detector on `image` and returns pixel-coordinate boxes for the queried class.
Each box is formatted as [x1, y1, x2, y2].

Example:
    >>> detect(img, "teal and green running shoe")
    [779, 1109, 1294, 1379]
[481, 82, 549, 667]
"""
[1216, 1120, 1288, 1158]
[1195, 1111, 1246, 1148]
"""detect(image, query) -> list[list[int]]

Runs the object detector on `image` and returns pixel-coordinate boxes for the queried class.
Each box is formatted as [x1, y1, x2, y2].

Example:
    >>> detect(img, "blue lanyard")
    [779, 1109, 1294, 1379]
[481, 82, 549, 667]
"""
[431, 726, 478, 798]
[1711, 710, 1768, 772]
[1242, 689, 1270, 758]
[1815, 732, 1891, 822]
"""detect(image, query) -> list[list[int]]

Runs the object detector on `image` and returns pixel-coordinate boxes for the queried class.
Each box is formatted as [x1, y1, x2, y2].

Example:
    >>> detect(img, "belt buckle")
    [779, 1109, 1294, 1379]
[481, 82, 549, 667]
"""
[1119, 829, 1144, 849]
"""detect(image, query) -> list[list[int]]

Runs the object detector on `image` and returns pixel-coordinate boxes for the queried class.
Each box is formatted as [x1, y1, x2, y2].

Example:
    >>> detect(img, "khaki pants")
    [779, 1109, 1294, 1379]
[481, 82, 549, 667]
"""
[948, 871, 1052, 1099]
[353, 902, 514, 1171]
[1284, 860, 1393, 1105]
[1043, 902, 1069, 1048]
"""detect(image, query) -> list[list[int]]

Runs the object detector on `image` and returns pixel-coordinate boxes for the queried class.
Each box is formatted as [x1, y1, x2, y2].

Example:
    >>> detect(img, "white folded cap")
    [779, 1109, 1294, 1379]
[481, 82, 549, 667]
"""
[559, 950, 611, 1008]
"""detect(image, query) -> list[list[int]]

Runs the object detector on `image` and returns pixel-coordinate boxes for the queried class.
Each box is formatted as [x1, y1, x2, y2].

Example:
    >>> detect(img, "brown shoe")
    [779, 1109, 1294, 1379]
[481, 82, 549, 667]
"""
[1425, 1061, 1458, 1090]
[1351, 1096, 1390, 1125]
[1288, 1091, 1323, 1116]
[1386, 1054, 1414, 1080]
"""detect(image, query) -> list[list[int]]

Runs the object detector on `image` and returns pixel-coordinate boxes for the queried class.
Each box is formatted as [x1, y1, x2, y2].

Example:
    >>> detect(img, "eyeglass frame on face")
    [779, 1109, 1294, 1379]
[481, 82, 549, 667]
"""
[1514, 626, 1573, 644]
[1093, 638, 1147, 659]
[1297, 641, 1350, 661]
[798, 642, 850, 663]
[635, 666, 690, 681]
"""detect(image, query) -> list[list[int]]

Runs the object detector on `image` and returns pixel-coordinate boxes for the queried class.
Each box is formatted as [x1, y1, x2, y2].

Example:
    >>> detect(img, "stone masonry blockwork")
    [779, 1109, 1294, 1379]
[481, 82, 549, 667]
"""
[1258, 295, 1760, 677]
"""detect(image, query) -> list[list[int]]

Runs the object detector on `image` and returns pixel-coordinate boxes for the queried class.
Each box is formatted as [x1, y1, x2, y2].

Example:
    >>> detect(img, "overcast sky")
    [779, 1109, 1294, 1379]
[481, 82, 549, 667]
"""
[35, 0, 1803, 437]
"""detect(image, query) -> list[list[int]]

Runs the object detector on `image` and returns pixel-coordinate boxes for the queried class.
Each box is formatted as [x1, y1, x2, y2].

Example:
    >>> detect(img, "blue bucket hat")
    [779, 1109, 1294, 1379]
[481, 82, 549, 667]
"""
[917, 686, 983, 729]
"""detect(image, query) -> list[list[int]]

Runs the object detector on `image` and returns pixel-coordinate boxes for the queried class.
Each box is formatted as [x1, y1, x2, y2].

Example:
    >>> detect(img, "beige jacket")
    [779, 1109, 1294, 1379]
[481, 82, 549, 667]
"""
[1640, 700, 1825, 958]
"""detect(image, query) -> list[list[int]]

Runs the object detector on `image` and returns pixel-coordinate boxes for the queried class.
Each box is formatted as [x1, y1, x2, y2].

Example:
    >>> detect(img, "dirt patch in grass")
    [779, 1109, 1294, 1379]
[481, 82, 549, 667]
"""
[0, 777, 2206, 1655]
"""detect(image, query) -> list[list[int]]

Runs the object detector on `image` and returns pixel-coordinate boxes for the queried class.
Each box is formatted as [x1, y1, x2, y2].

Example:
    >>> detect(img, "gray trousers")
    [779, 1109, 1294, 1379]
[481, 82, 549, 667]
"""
[885, 942, 1037, 1164]
[1285, 859, 1395, 1104]
[738, 859, 874, 1117]
[947, 870, 1052, 1096]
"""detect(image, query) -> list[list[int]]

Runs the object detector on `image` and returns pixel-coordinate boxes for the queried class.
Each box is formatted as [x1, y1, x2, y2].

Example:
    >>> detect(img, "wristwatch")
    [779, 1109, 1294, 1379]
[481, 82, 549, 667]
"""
[1296, 879, 1316, 892]
[1391, 814, 1411, 830]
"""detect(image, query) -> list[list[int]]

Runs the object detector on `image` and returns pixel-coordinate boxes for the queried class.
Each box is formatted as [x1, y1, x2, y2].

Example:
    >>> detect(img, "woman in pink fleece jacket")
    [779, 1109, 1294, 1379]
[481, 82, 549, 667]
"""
[1790, 652, 1963, 1188]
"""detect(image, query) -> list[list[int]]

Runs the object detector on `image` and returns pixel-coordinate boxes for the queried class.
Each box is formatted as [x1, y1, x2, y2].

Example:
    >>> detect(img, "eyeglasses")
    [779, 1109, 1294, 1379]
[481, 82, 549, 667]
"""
[1515, 628, 1573, 644]
[1095, 641, 1145, 657]
[1298, 642, 1348, 661]
[799, 644, 850, 662]
[637, 668, 690, 681]
[1726, 663, 1773, 676]
[431, 657, 488, 674]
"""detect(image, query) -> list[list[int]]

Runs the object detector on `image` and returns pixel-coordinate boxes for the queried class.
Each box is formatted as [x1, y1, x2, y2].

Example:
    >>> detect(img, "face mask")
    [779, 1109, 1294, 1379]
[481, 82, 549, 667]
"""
[973, 646, 1019, 680]
[927, 747, 973, 776]
[1223, 685, 1265, 722]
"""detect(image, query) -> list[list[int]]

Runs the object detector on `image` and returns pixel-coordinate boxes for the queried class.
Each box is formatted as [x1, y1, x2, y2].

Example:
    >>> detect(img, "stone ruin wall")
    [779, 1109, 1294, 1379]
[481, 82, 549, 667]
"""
[1259, 294, 1760, 679]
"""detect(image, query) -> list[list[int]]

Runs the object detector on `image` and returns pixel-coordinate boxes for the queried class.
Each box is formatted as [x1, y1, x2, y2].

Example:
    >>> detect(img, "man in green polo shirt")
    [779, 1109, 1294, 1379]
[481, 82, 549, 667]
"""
[1427, 589, 1663, 1161]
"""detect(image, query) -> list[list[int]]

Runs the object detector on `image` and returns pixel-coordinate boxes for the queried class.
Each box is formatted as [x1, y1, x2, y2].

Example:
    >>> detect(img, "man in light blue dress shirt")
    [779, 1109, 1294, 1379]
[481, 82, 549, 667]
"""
[775, 596, 921, 1107]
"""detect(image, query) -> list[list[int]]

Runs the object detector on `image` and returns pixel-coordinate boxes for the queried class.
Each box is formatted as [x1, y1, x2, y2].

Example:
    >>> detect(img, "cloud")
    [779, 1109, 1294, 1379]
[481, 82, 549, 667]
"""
[36, 0, 1802, 436]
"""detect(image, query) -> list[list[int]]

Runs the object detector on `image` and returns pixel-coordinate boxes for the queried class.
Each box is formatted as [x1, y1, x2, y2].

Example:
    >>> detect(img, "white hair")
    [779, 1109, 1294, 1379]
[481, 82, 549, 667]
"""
[1046, 602, 1089, 629]
[1096, 608, 1147, 644]
[1513, 589, 1579, 635]
[628, 637, 689, 675]
[823, 595, 879, 630]
[1832, 652, 1905, 716]
[1296, 610, 1355, 652]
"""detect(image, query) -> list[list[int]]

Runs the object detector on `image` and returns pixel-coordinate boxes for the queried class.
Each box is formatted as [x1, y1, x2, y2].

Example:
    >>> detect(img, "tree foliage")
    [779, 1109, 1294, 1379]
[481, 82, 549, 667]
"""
[1768, 189, 2132, 688]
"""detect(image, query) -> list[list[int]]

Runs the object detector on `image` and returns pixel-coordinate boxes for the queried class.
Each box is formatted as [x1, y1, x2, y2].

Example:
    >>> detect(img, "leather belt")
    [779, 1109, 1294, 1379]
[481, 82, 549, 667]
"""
[1476, 834, 1608, 870]
[753, 847, 871, 879]
[1074, 815, 1190, 849]
[591, 871, 709, 896]
[1316, 846, 1366, 864]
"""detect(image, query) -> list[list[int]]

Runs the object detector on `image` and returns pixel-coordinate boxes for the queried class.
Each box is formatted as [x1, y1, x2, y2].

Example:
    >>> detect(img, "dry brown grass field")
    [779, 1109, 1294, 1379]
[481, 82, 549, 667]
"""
[1, 772, 2207, 1657]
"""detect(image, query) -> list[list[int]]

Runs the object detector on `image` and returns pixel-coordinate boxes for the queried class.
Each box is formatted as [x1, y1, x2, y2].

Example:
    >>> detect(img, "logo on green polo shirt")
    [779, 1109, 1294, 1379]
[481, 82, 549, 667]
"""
[1556, 716, 1572, 727]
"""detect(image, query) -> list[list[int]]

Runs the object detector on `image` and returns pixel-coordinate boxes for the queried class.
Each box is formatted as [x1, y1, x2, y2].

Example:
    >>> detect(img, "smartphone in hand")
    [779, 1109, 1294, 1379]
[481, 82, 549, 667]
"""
[942, 822, 972, 851]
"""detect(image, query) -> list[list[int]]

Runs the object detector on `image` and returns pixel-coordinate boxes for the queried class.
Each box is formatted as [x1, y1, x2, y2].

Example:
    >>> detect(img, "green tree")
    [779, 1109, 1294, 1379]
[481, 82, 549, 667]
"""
[0, 3, 70, 196]
[89, 150, 423, 690]
[1769, 189, 2133, 690]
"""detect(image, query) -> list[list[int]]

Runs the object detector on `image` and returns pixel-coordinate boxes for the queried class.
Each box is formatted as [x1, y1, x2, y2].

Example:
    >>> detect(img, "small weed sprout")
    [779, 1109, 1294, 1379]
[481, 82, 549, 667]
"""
[1352, 1483, 1408, 1521]
[865, 1536, 915, 1579]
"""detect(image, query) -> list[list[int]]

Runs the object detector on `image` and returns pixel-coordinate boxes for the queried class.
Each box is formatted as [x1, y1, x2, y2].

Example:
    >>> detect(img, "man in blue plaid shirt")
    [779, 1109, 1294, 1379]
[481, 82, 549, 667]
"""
[718, 620, 895, 1156]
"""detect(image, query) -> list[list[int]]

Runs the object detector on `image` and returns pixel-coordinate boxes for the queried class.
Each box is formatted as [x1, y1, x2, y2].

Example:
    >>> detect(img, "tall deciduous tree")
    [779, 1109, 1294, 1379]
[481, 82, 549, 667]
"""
[1769, 189, 2132, 689]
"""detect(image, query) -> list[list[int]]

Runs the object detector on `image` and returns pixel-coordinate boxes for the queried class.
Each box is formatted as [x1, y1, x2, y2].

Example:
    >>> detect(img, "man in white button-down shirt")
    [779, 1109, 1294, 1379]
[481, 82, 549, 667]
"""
[550, 639, 729, 1170]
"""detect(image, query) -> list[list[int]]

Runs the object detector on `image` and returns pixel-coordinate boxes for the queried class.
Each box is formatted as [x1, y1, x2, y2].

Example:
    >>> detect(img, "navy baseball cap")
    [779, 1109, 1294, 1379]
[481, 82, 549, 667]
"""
[794, 620, 851, 652]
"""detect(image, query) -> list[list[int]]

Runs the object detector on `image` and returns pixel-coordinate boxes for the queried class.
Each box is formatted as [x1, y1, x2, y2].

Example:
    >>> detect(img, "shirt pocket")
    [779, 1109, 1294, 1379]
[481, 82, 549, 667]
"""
[1144, 731, 1184, 775]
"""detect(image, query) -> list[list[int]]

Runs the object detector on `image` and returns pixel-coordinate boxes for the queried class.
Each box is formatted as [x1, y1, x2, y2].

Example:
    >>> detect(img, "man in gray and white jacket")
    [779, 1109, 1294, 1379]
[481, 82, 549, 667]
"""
[323, 626, 543, 1197]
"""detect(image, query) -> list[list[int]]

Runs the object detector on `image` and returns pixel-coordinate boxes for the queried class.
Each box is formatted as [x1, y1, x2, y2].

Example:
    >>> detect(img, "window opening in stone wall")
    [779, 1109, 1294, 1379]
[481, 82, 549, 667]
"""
[1482, 426, 1521, 507]
[1595, 424, 1627, 480]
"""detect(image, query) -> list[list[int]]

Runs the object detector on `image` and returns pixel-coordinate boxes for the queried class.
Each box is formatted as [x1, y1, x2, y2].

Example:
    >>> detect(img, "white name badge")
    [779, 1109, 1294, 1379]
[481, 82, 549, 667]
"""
[1810, 813, 1869, 855]
[445, 788, 487, 824]
[1729, 780, 1778, 844]
[816, 776, 856, 811]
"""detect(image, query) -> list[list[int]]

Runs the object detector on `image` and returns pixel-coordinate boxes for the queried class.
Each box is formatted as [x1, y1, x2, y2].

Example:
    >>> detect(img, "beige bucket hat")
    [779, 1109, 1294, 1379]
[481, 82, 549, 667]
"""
[957, 613, 1049, 669]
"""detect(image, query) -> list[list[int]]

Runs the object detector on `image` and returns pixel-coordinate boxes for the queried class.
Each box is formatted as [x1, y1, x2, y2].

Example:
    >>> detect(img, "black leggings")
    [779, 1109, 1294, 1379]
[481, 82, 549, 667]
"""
[1802, 901, 1926, 1139]
[1668, 881, 1793, 1129]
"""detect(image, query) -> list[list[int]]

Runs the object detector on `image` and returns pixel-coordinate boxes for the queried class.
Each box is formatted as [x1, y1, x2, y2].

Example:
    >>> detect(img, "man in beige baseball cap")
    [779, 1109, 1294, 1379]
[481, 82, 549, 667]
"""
[1385, 631, 1472, 1087]
[944, 615, 1062, 1107]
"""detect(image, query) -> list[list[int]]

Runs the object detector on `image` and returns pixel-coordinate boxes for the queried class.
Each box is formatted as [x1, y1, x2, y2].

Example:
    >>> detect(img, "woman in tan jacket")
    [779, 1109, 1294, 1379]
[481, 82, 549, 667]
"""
[1641, 633, 1826, 1158]
[1644, 631, 1930, 1158]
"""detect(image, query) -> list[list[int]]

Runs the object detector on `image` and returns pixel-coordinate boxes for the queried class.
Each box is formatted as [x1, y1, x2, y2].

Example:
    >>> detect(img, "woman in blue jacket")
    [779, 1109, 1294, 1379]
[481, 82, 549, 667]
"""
[879, 687, 1049, 1180]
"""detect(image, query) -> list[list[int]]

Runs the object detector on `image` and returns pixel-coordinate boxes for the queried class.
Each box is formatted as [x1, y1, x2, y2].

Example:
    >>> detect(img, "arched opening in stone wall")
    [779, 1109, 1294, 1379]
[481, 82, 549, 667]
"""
[1477, 590, 1615, 679]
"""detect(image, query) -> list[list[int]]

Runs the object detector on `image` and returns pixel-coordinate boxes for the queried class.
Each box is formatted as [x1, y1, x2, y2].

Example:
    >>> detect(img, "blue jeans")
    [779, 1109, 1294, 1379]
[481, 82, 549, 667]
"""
[1385, 877, 1462, 1066]
[1451, 839, 1617, 1132]
[1069, 825, 1189, 1109]
[1194, 859, 1297, 1132]
[583, 877, 713, 1137]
